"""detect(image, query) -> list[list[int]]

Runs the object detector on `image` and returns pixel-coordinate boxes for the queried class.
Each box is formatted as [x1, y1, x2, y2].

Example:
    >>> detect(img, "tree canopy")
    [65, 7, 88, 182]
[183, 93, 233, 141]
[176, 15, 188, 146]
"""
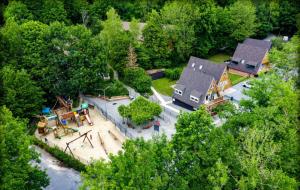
[0, 107, 49, 190]
[118, 97, 162, 125]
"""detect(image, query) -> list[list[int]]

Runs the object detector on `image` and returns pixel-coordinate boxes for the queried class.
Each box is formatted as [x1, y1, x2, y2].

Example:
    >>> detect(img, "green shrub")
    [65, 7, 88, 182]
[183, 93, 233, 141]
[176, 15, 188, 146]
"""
[123, 68, 152, 93]
[165, 67, 183, 80]
[33, 138, 86, 171]
[105, 80, 129, 97]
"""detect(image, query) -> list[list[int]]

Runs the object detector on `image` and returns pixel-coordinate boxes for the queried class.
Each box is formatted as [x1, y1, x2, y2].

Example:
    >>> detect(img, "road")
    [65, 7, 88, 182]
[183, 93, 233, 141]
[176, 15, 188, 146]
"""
[33, 146, 82, 190]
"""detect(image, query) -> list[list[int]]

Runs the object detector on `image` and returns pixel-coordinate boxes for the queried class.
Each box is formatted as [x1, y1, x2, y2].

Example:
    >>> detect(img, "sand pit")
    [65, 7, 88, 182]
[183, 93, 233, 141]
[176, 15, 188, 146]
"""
[35, 108, 126, 164]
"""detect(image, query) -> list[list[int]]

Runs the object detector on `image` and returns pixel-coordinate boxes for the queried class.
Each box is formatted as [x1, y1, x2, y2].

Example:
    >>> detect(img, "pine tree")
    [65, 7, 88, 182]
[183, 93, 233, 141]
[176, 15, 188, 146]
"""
[126, 44, 138, 68]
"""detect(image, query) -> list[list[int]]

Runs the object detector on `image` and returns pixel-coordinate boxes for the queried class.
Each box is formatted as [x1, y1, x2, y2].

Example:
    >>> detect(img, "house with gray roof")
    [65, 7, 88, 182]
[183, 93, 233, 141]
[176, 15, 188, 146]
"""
[228, 38, 272, 75]
[172, 56, 231, 110]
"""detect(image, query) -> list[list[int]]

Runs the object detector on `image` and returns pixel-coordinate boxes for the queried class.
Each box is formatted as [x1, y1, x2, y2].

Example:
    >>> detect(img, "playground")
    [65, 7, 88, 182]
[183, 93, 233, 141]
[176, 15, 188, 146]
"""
[35, 97, 126, 164]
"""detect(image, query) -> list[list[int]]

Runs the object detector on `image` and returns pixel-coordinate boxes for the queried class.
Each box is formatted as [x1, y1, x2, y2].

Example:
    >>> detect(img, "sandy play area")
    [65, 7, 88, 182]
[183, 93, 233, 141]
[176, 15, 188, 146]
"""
[35, 108, 126, 164]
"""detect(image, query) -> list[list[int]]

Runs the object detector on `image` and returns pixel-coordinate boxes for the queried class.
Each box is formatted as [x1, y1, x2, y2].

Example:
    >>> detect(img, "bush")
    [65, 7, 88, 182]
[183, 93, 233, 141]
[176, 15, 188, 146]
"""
[165, 67, 183, 80]
[33, 138, 86, 172]
[105, 80, 129, 97]
[123, 68, 152, 93]
[118, 96, 162, 125]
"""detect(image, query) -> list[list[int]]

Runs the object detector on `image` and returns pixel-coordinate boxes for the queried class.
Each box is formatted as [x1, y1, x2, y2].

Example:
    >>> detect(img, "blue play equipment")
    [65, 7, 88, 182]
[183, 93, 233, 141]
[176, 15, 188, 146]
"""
[42, 107, 51, 115]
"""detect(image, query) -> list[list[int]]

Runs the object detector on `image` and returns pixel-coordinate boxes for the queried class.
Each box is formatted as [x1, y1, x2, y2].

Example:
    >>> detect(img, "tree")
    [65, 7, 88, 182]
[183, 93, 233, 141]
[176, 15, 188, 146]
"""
[227, 0, 257, 43]
[123, 67, 152, 93]
[171, 107, 237, 189]
[118, 97, 162, 126]
[126, 44, 138, 68]
[0, 106, 49, 189]
[237, 127, 297, 189]
[0, 66, 45, 119]
[278, 1, 299, 35]
[40, 0, 68, 24]
[142, 10, 172, 68]
[99, 8, 131, 74]
[3, 1, 33, 24]
[269, 35, 300, 79]
[81, 136, 171, 190]
[212, 101, 237, 119]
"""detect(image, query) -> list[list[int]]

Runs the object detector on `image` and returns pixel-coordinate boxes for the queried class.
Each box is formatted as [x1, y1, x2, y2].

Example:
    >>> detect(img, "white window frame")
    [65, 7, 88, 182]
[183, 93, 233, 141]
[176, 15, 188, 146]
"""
[190, 95, 199, 103]
[175, 89, 183, 96]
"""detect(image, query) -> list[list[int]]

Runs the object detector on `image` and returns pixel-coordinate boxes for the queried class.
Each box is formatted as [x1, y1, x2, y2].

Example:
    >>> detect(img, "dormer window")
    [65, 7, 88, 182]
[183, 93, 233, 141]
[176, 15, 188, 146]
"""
[175, 89, 183, 96]
[190, 95, 199, 103]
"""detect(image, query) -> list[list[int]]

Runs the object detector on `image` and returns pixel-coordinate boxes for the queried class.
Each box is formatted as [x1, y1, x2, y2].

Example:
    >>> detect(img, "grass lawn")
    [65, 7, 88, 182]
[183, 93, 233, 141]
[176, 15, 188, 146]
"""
[208, 53, 231, 64]
[229, 73, 248, 85]
[152, 78, 176, 96]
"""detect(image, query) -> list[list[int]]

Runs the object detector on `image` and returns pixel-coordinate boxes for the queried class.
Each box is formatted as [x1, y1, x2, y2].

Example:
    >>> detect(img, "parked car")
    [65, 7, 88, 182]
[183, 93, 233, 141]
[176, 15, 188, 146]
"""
[242, 81, 252, 88]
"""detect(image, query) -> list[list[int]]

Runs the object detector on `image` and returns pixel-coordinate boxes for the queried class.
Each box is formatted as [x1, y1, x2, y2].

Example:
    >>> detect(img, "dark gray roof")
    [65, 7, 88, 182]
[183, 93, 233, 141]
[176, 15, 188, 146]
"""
[228, 43, 269, 74]
[175, 84, 186, 91]
[244, 38, 272, 50]
[187, 56, 226, 82]
[173, 57, 224, 108]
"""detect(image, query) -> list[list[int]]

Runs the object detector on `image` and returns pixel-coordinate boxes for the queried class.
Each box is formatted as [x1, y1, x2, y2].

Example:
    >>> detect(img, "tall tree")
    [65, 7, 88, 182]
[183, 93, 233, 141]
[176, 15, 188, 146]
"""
[81, 136, 172, 189]
[3, 1, 33, 24]
[0, 106, 49, 190]
[40, 0, 68, 24]
[0, 66, 45, 119]
[99, 8, 131, 74]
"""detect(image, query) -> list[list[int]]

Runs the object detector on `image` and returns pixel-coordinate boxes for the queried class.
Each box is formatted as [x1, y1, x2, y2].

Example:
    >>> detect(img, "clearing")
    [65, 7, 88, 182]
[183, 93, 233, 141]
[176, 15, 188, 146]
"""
[208, 53, 231, 63]
[229, 73, 248, 85]
[152, 78, 176, 96]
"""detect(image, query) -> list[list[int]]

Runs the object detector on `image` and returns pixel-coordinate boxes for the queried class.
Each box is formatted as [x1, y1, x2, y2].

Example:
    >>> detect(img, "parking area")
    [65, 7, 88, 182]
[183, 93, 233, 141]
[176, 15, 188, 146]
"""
[223, 80, 250, 103]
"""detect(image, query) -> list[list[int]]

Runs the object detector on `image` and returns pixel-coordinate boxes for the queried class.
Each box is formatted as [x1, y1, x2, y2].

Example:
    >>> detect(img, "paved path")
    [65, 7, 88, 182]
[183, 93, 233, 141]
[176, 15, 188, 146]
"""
[33, 146, 81, 190]
[151, 87, 180, 114]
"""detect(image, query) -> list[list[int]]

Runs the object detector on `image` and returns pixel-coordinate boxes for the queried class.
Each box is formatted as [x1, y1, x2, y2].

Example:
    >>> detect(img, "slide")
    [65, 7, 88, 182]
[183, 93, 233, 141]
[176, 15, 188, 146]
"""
[83, 109, 93, 126]
[74, 113, 82, 127]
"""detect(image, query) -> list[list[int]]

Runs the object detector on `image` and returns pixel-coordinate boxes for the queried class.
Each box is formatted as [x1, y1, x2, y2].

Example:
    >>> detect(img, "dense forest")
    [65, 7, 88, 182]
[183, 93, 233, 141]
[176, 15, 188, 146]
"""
[0, 0, 299, 189]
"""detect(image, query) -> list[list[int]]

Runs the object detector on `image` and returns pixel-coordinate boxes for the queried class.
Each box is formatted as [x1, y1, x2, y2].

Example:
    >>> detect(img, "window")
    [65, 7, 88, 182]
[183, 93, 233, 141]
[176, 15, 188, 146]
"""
[241, 60, 245, 64]
[246, 64, 255, 69]
[190, 95, 199, 103]
[175, 89, 183, 96]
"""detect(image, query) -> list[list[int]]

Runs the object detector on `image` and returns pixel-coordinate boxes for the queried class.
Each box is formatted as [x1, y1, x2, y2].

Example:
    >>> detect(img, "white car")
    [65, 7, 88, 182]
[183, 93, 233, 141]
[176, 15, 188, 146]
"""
[242, 81, 252, 88]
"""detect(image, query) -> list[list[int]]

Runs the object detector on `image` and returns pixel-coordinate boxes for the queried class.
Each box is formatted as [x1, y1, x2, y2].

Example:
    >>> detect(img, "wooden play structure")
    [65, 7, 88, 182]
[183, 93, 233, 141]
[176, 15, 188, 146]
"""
[64, 130, 94, 157]
[37, 96, 94, 138]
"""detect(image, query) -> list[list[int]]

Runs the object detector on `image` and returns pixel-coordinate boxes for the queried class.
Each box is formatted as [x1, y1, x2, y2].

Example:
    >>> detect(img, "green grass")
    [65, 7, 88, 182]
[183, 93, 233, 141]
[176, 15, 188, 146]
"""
[152, 78, 176, 96]
[229, 73, 248, 85]
[208, 54, 231, 64]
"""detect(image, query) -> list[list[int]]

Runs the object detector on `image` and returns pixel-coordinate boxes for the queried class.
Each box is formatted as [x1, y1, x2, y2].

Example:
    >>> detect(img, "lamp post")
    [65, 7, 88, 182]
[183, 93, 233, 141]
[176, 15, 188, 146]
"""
[97, 86, 111, 120]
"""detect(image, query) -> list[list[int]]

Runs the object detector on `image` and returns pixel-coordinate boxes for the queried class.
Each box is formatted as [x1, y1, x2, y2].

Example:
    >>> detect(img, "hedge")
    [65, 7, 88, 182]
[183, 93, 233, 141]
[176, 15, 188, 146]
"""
[165, 67, 183, 80]
[33, 137, 86, 172]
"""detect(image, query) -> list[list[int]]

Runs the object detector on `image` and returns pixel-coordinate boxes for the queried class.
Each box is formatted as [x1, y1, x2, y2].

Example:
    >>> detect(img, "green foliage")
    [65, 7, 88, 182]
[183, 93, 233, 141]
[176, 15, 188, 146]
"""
[0, 107, 49, 190]
[164, 67, 183, 80]
[4, 1, 33, 24]
[224, 0, 257, 46]
[99, 8, 131, 74]
[269, 35, 299, 78]
[0, 66, 45, 119]
[123, 67, 152, 93]
[118, 96, 162, 125]
[81, 136, 171, 190]
[33, 138, 86, 172]
[98, 80, 129, 98]
[212, 101, 237, 119]
[40, 0, 68, 24]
